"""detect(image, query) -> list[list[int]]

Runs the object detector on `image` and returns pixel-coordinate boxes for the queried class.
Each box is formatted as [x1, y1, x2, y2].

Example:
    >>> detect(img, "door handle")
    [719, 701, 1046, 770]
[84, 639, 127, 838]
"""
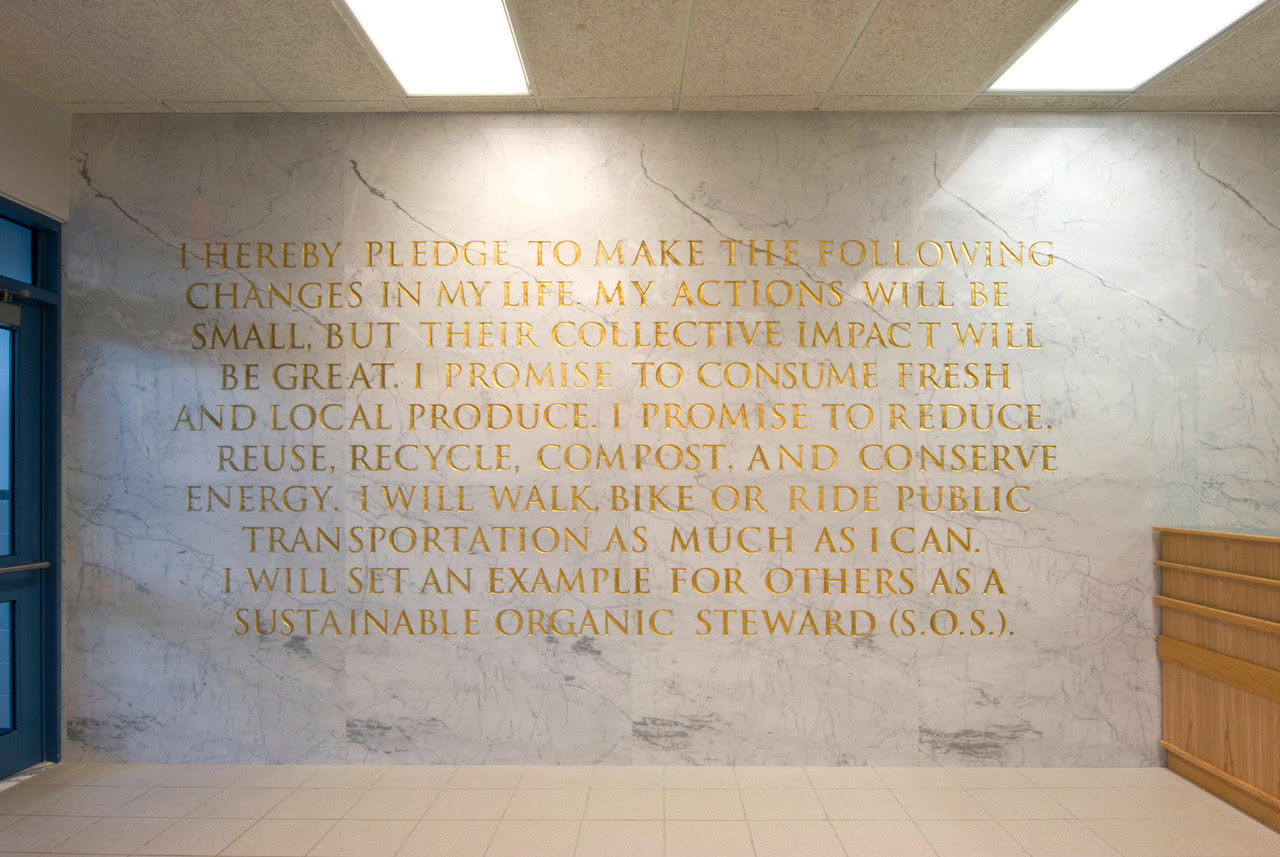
[0, 561, 50, 576]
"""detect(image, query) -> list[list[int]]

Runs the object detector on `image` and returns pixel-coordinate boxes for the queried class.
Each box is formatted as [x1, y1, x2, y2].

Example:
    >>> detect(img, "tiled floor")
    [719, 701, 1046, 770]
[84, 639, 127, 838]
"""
[0, 764, 1277, 857]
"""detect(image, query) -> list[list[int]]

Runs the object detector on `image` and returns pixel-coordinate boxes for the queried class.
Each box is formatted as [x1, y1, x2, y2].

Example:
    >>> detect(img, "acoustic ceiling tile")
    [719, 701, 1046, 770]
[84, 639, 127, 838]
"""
[2, 0, 1277, 114]
[58, 101, 171, 113]
[541, 96, 674, 111]
[679, 94, 820, 110]
[405, 96, 539, 112]
[1131, 2, 1280, 110]
[1122, 93, 1280, 112]
[508, 0, 687, 96]
[969, 94, 1125, 110]
[11, 0, 271, 101]
[168, 0, 401, 101]
[0, 3, 150, 104]
[830, 0, 1071, 95]
[283, 100, 410, 113]
[168, 101, 287, 113]
[681, 0, 876, 96]
[820, 94, 970, 110]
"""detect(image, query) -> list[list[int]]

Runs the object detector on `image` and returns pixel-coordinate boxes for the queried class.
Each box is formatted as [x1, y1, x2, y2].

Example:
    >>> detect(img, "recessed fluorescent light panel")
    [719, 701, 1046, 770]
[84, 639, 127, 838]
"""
[343, 0, 529, 96]
[990, 0, 1268, 91]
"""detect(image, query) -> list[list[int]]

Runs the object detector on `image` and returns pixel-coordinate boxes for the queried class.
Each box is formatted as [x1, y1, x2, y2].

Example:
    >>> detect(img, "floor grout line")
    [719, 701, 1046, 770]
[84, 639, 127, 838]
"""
[0, 766, 1277, 857]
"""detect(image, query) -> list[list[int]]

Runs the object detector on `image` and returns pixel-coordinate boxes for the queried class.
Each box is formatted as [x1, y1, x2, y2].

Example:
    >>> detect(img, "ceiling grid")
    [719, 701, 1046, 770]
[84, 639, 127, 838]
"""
[814, 0, 883, 111]
[0, 0, 1275, 113]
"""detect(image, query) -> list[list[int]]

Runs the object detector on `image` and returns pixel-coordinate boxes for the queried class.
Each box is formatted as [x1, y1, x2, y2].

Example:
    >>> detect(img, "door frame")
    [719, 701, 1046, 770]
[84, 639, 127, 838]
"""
[0, 194, 61, 774]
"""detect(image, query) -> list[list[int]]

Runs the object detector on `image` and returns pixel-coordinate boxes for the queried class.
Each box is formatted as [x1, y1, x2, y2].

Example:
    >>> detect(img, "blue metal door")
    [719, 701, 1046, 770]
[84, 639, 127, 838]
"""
[0, 205, 60, 778]
[0, 570, 42, 775]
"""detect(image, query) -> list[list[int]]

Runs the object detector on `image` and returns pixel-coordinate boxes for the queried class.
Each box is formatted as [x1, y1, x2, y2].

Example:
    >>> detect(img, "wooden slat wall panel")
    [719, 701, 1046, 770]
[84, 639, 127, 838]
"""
[1163, 611, 1280, 672]
[1162, 665, 1280, 796]
[1155, 527, 1280, 833]
[1166, 749, 1280, 833]
[1158, 528, 1280, 581]
[1160, 566, 1280, 623]
[1160, 638, 1280, 703]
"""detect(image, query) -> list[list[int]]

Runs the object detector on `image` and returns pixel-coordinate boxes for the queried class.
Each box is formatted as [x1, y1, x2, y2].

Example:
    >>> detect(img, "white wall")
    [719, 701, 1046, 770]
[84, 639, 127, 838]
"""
[0, 76, 70, 222]
[62, 112, 1280, 766]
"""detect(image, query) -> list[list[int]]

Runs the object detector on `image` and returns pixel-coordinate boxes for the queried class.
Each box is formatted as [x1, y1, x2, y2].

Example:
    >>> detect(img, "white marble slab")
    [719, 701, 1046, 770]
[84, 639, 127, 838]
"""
[60, 112, 1280, 764]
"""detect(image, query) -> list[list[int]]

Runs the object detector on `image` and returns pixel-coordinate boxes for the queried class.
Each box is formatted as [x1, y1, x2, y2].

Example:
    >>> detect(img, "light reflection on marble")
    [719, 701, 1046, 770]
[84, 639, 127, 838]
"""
[61, 112, 1280, 765]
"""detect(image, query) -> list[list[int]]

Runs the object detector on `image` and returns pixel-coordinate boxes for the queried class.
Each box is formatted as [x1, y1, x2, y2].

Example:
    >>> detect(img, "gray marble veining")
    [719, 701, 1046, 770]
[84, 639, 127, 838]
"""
[60, 112, 1280, 765]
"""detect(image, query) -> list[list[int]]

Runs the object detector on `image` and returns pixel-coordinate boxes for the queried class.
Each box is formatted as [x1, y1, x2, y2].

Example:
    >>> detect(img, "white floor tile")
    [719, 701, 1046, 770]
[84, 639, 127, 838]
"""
[227, 767, 317, 789]
[133, 817, 255, 856]
[1053, 786, 1237, 820]
[1022, 768, 1185, 789]
[445, 766, 524, 789]
[187, 786, 291, 818]
[895, 788, 991, 820]
[589, 766, 664, 789]
[46, 816, 175, 854]
[665, 819, 755, 857]
[949, 768, 1036, 789]
[35, 786, 149, 816]
[301, 765, 389, 790]
[153, 764, 241, 788]
[309, 818, 416, 857]
[750, 819, 846, 857]
[916, 819, 1030, 857]
[1000, 819, 1121, 857]
[1084, 818, 1211, 857]
[665, 788, 745, 820]
[112, 786, 221, 818]
[423, 789, 512, 820]
[735, 766, 812, 788]
[0, 784, 69, 815]
[584, 788, 663, 820]
[372, 766, 456, 789]
[504, 788, 588, 820]
[265, 787, 364, 819]
[0, 764, 1269, 857]
[484, 819, 580, 857]
[81, 765, 172, 788]
[576, 819, 662, 857]
[969, 788, 1072, 819]
[832, 819, 940, 857]
[345, 787, 437, 820]
[0, 814, 97, 852]
[1173, 813, 1280, 856]
[519, 766, 594, 789]
[23, 764, 106, 787]
[819, 788, 909, 820]
[663, 766, 737, 789]
[740, 788, 825, 820]
[806, 766, 886, 789]
[396, 819, 498, 857]
[877, 768, 964, 789]
[221, 818, 336, 856]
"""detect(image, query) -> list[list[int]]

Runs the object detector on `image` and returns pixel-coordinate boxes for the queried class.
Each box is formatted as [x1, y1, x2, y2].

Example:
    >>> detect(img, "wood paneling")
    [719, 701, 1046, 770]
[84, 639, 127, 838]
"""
[1156, 527, 1280, 833]
[1158, 562, 1280, 623]
[1163, 610, 1280, 672]
[1166, 746, 1280, 833]
[1156, 527, 1280, 579]
[1155, 595, 1280, 636]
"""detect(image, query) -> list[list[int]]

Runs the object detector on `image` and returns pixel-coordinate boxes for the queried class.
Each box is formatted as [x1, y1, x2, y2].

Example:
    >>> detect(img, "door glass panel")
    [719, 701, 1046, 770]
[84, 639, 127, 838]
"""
[0, 600, 12, 733]
[0, 218, 32, 285]
[0, 201, 52, 778]
[0, 327, 10, 556]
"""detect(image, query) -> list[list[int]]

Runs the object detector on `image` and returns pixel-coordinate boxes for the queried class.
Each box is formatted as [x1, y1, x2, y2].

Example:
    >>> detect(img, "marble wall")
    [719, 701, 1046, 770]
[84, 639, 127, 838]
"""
[62, 112, 1280, 765]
